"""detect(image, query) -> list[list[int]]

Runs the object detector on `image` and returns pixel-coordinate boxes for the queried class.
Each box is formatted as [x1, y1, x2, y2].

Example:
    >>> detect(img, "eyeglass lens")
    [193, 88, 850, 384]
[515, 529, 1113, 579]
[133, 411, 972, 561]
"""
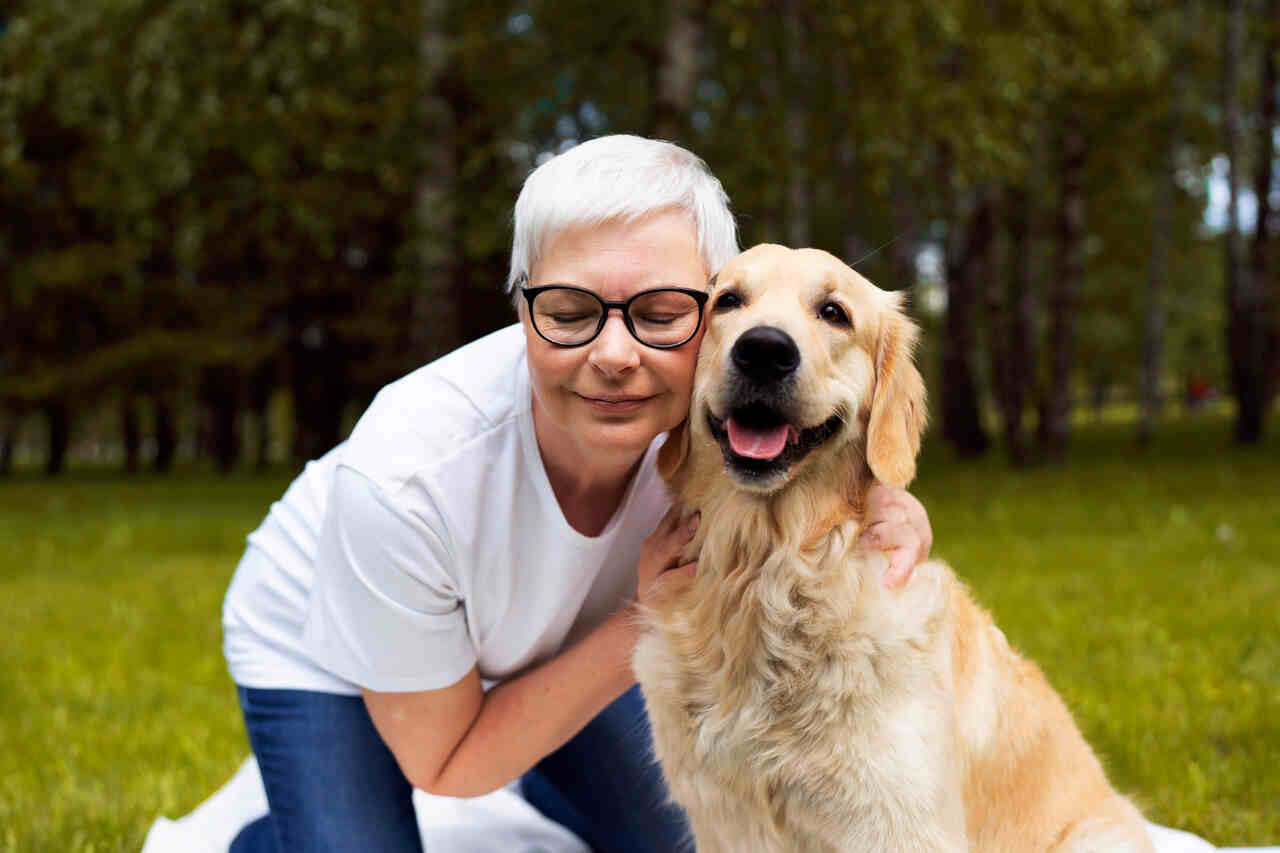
[530, 288, 701, 346]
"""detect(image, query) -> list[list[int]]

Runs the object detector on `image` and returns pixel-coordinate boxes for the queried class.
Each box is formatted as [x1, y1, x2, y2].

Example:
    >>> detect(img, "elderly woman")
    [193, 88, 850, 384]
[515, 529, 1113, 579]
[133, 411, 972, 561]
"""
[221, 135, 933, 853]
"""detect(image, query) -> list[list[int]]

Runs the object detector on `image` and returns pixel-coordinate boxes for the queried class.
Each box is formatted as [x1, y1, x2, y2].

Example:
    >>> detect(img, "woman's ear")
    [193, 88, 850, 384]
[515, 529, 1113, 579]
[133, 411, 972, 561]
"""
[866, 301, 928, 489]
[657, 417, 691, 482]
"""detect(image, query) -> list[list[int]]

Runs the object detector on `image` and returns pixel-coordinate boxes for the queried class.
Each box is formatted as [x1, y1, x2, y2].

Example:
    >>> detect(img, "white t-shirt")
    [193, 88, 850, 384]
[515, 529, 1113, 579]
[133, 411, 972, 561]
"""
[222, 323, 672, 695]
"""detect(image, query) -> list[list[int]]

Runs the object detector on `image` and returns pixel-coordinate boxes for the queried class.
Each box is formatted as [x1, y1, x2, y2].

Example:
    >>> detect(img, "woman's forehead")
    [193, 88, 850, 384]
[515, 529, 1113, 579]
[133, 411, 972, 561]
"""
[532, 212, 707, 295]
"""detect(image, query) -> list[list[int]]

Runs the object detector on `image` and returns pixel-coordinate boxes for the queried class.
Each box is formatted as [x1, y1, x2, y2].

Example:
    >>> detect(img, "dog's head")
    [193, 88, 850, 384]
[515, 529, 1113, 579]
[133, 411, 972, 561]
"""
[660, 244, 926, 496]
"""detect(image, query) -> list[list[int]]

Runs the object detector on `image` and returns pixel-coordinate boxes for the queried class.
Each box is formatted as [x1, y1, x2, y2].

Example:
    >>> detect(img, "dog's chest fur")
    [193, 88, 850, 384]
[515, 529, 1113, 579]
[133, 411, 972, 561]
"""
[634, 513, 967, 852]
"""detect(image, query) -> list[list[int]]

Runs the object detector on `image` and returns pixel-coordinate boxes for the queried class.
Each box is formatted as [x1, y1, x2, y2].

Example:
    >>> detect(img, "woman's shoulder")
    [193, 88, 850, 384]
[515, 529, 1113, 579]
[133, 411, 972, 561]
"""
[342, 324, 530, 491]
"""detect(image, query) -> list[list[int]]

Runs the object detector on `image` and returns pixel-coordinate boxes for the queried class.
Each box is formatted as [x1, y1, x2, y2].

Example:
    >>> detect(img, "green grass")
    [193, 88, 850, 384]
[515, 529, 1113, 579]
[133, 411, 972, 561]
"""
[1, 413, 1277, 851]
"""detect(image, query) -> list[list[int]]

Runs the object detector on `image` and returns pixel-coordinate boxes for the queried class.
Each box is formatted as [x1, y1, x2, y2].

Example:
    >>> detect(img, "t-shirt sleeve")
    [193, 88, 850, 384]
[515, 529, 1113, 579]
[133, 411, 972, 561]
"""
[302, 464, 477, 692]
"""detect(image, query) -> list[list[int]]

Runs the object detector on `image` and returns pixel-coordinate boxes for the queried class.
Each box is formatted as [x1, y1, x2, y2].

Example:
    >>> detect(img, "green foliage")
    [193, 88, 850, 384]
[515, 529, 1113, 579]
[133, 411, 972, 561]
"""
[1, 0, 425, 409]
[0, 414, 1276, 848]
[1, 0, 1272, 463]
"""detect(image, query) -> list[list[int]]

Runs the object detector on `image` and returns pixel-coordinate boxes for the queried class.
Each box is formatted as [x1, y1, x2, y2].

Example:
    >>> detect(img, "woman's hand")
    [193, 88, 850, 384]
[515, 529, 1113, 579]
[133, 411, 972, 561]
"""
[635, 506, 699, 609]
[859, 484, 933, 589]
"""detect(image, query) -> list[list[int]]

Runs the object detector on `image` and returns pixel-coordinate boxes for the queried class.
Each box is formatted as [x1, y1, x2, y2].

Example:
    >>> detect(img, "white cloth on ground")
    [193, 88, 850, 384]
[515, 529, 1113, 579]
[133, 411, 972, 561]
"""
[142, 756, 1277, 853]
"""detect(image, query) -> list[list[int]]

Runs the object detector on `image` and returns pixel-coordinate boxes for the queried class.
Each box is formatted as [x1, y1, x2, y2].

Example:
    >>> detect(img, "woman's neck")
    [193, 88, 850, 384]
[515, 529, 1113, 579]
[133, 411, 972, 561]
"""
[533, 407, 646, 537]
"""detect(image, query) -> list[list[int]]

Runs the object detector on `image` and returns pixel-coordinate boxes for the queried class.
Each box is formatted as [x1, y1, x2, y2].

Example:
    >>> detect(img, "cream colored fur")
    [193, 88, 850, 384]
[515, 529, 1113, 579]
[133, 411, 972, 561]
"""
[633, 245, 1153, 852]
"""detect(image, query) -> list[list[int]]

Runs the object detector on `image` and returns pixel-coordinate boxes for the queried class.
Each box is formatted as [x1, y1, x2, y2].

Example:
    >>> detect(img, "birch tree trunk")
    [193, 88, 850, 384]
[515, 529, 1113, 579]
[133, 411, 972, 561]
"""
[1138, 0, 1195, 446]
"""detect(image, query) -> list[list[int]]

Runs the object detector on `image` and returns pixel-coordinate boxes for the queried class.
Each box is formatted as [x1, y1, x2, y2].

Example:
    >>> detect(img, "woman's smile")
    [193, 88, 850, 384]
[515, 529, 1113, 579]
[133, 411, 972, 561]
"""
[575, 392, 660, 413]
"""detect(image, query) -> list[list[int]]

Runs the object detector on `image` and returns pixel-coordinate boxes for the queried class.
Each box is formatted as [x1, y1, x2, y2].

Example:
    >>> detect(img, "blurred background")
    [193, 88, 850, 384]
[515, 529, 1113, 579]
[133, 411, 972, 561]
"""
[1, 1, 1278, 851]
[0, 0, 1276, 473]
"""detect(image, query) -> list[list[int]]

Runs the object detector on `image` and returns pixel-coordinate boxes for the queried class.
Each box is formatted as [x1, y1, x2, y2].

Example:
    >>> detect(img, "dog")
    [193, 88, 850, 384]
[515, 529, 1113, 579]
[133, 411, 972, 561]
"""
[633, 244, 1154, 852]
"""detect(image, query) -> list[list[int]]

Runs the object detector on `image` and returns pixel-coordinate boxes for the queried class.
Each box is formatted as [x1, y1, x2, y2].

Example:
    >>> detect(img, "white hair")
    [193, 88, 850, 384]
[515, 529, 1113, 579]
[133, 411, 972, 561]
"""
[506, 135, 739, 303]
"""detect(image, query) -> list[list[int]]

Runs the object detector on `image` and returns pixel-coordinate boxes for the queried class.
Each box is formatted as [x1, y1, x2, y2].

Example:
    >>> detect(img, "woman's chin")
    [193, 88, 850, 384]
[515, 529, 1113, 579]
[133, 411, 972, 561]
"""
[576, 416, 670, 457]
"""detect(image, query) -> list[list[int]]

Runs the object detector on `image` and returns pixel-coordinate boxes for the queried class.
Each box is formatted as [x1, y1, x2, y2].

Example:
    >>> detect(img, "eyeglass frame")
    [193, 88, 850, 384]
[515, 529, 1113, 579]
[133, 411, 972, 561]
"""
[518, 276, 711, 350]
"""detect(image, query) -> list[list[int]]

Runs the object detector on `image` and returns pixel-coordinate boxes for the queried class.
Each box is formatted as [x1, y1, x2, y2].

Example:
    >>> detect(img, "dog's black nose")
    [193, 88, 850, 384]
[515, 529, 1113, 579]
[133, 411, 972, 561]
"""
[731, 326, 800, 382]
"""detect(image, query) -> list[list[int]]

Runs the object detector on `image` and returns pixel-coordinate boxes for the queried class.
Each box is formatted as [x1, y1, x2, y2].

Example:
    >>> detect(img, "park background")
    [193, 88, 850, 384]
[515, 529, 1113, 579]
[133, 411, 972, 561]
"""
[0, 0, 1277, 851]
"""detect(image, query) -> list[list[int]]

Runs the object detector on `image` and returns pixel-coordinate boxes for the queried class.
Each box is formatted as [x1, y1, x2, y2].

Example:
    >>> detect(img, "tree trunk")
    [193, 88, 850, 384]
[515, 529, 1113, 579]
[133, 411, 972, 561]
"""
[202, 366, 241, 475]
[154, 395, 177, 473]
[837, 139, 870, 266]
[289, 336, 346, 464]
[1039, 114, 1087, 460]
[890, 166, 920, 291]
[832, 53, 870, 267]
[782, 0, 813, 248]
[123, 395, 141, 473]
[45, 400, 69, 476]
[1251, 0, 1278, 413]
[414, 0, 464, 362]
[1138, 0, 1196, 446]
[0, 410, 16, 476]
[993, 188, 1037, 466]
[653, 0, 703, 142]
[1223, 0, 1266, 443]
[248, 364, 275, 470]
[942, 186, 994, 457]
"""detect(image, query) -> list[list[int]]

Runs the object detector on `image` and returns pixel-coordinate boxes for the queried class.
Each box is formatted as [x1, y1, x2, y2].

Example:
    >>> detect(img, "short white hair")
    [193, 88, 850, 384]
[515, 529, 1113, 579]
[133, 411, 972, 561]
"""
[506, 135, 739, 303]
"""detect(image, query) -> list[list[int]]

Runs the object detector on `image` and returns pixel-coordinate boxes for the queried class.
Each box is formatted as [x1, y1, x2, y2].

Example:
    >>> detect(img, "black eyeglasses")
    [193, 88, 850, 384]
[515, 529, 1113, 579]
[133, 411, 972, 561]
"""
[520, 281, 709, 349]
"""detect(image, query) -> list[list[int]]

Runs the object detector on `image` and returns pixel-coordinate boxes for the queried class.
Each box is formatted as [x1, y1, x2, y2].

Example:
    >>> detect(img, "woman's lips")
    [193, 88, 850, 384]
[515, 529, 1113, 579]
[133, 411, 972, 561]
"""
[576, 393, 656, 413]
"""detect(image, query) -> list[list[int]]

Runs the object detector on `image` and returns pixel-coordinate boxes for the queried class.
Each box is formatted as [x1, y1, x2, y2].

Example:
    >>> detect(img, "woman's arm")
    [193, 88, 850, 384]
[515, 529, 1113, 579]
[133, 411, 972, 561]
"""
[364, 509, 699, 798]
[364, 611, 635, 798]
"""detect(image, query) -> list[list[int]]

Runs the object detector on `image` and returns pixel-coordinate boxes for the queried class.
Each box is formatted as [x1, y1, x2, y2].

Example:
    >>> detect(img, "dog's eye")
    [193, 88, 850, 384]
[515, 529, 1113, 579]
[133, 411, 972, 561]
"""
[819, 301, 851, 327]
[713, 291, 742, 311]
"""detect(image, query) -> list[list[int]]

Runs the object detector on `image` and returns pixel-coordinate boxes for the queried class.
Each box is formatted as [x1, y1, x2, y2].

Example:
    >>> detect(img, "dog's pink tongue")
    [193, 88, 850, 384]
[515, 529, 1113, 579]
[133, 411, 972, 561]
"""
[727, 418, 794, 460]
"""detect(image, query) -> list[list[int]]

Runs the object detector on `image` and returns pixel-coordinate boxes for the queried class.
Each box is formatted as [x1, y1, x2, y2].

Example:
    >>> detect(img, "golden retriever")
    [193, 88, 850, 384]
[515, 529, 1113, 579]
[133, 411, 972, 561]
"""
[633, 244, 1153, 852]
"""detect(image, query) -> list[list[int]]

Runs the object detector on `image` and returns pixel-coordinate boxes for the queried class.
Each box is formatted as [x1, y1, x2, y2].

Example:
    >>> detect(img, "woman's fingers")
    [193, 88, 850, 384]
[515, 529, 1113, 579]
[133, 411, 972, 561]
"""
[859, 520, 924, 589]
[882, 532, 923, 589]
[637, 511, 700, 605]
[646, 560, 698, 608]
[861, 483, 934, 590]
[661, 511, 699, 564]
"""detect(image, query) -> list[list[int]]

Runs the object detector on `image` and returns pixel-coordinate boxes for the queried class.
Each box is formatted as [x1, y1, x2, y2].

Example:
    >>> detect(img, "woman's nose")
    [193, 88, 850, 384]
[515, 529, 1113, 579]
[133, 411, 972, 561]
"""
[587, 313, 641, 375]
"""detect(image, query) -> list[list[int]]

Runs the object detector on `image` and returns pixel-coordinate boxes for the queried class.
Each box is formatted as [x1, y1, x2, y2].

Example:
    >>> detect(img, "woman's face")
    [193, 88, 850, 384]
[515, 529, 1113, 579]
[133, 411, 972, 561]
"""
[522, 209, 708, 463]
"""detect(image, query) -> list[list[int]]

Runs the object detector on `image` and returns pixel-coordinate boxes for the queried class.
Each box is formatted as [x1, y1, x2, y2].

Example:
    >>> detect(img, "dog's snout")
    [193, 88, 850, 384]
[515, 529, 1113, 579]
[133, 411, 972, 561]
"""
[731, 326, 800, 382]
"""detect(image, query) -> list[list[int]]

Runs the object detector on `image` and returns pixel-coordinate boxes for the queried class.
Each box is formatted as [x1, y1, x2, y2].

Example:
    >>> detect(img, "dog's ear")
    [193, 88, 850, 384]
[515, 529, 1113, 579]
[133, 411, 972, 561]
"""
[866, 300, 927, 488]
[658, 417, 691, 482]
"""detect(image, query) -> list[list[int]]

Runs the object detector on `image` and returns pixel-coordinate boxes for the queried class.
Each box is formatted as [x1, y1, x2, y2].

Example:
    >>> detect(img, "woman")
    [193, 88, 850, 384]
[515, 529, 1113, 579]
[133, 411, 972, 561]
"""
[221, 134, 933, 852]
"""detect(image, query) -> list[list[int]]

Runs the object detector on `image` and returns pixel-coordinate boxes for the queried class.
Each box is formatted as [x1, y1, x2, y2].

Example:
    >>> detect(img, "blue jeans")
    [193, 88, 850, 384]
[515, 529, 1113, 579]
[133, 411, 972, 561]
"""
[230, 684, 689, 853]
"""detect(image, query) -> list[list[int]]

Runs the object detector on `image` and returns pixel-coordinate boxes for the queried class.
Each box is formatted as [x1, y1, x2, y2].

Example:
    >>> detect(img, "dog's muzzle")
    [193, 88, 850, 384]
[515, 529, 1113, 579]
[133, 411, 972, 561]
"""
[708, 325, 843, 486]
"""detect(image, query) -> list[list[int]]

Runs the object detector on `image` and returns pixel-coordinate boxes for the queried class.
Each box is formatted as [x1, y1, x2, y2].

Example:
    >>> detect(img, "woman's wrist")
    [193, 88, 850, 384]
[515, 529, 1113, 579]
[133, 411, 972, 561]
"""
[602, 604, 643, 687]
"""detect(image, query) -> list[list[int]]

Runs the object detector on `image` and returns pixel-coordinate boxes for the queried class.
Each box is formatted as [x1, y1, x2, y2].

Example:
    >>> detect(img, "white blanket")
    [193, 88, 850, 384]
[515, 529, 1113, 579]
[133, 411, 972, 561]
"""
[142, 757, 1277, 853]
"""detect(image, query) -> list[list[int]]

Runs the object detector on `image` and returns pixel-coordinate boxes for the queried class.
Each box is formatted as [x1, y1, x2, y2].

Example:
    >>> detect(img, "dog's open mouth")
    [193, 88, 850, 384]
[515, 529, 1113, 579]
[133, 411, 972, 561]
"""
[707, 402, 843, 481]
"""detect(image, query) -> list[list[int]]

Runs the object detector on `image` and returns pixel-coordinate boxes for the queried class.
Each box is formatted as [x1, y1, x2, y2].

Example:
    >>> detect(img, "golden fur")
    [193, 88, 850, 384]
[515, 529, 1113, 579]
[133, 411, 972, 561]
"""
[633, 245, 1153, 852]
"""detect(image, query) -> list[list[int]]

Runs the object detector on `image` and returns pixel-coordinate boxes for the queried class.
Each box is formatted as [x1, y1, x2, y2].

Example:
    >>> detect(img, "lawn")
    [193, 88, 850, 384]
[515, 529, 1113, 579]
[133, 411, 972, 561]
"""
[0, 413, 1277, 852]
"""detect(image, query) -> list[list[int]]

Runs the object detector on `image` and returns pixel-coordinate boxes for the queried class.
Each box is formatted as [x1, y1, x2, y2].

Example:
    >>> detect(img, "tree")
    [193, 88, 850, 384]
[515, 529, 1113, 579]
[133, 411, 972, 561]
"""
[1250, 0, 1278, 415]
[1139, 0, 1197, 445]
[1222, 0, 1268, 443]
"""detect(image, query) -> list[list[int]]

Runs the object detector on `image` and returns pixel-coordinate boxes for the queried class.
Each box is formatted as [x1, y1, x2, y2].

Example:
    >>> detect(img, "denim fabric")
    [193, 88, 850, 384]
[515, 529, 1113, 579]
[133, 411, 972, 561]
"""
[230, 683, 690, 853]
[230, 687, 422, 853]
[521, 685, 692, 853]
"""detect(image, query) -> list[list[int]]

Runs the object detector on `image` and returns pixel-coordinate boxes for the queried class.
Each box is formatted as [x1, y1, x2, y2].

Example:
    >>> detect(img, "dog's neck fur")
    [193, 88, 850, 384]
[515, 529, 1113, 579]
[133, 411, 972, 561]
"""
[657, 441, 884, 703]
